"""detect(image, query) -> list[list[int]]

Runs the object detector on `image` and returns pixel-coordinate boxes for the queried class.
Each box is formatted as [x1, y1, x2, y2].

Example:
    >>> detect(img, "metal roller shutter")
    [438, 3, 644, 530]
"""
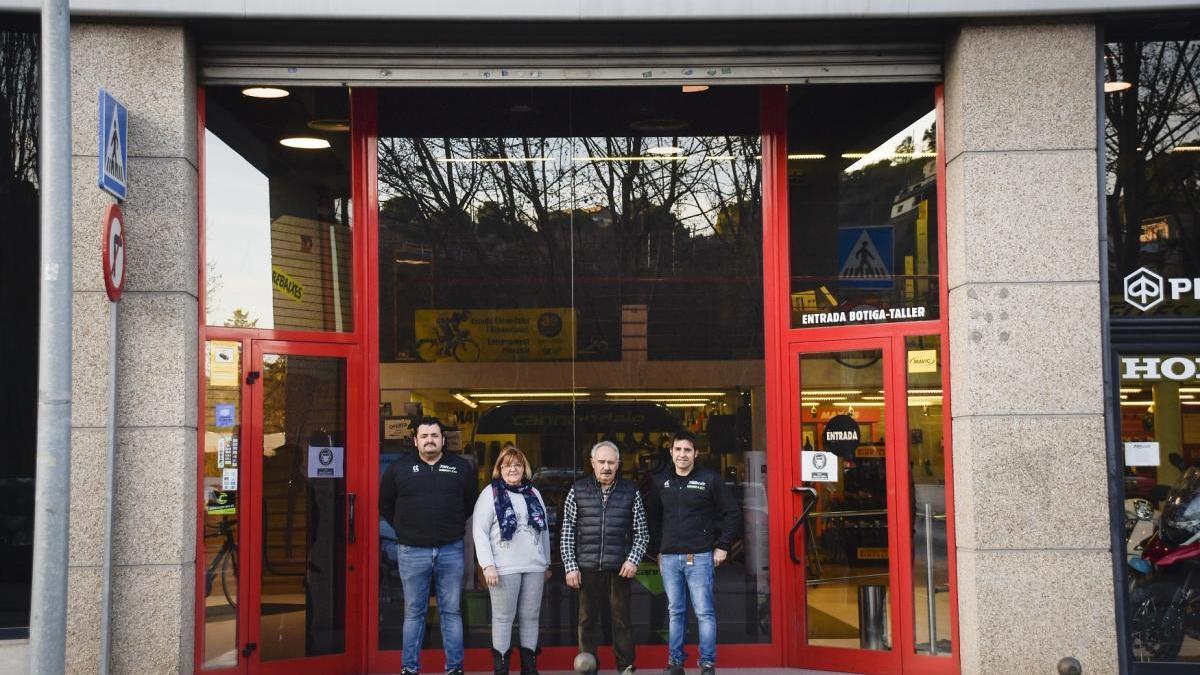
[198, 42, 942, 86]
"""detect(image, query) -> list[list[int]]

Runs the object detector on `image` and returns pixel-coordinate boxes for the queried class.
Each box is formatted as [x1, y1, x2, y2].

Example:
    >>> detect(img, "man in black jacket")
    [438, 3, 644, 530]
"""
[560, 440, 649, 675]
[379, 417, 479, 675]
[647, 430, 741, 675]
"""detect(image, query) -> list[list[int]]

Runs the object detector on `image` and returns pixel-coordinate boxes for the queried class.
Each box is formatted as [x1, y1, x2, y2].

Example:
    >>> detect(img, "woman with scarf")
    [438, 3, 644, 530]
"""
[472, 444, 551, 675]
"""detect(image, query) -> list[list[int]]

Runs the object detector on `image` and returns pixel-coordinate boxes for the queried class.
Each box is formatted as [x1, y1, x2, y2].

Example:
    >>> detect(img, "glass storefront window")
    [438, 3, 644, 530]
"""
[204, 87, 353, 332]
[202, 340, 242, 669]
[1119, 354, 1200, 663]
[786, 85, 939, 329]
[376, 86, 770, 652]
[904, 335, 951, 657]
[1106, 39, 1200, 318]
[0, 18, 39, 639]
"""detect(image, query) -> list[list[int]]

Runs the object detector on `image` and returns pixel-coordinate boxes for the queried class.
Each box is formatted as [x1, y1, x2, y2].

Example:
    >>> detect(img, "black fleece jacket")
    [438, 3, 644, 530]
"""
[646, 465, 742, 554]
[379, 451, 478, 547]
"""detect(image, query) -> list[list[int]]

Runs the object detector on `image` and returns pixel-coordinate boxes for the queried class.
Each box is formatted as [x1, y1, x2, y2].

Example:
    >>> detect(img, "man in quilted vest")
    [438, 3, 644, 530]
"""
[560, 440, 650, 675]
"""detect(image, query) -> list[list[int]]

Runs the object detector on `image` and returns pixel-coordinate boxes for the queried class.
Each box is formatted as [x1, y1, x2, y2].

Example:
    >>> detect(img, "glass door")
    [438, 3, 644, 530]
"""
[244, 341, 364, 675]
[787, 339, 903, 674]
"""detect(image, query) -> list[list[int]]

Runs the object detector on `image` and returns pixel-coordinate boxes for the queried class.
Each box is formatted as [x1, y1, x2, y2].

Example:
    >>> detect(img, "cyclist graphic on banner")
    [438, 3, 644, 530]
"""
[414, 308, 575, 363]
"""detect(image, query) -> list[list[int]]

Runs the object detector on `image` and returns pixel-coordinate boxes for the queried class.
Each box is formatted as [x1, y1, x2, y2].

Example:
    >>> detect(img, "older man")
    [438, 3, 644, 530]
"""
[561, 440, 649, 675]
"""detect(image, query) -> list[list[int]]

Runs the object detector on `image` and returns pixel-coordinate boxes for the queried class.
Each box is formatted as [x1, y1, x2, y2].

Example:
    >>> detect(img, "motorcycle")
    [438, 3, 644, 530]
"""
[1128, 467, 1200, 661]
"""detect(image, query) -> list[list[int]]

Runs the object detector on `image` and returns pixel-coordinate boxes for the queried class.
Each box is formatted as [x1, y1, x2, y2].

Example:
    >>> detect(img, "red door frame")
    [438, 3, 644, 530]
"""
[244, 340, 366, 675]
[760, 84, 960, 674]
[195, 86, 376, 674]
[784, 336, 902, 675]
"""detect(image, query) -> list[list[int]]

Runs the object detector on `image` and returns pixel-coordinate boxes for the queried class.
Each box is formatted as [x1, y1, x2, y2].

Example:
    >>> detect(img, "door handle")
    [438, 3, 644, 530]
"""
[348, 492, 357, 544]
[241, 642, 257, 658]
[788, 486, 818, 564]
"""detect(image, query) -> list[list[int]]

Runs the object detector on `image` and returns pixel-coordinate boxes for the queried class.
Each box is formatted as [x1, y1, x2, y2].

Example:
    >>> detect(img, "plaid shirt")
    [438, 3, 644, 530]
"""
[560, 483, 649, 574]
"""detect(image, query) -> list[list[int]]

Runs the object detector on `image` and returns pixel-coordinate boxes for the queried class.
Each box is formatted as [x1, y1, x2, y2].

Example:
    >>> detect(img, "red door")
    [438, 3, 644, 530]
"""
[783, 336, 956, 675]
[240, 340, 365, 675]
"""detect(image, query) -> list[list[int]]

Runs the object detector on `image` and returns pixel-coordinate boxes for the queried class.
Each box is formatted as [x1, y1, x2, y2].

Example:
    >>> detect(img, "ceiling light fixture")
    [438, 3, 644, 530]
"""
[787, 153, 827, 160]
[1170, 146, 1200, 153]
[799, 389, 862, 396]
[242, 87, 289, 99]
[307, 118, 351, 133]
[280, 137, 330, 150]
[1104, 81, 1132, 93]
[646, 146, 685, 156]
[682, 84, 710, 93]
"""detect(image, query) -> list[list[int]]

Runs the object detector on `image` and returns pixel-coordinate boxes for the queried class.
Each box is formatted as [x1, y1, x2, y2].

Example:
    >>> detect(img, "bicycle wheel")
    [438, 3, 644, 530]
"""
[416, 339, 440, 362]
[221, 544, 238, 609]
[453, 339, 481, 362]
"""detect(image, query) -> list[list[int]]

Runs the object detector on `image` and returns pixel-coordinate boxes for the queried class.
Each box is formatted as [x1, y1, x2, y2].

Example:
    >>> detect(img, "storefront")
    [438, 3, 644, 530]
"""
[195, 41, 956, 670]
[1, 4, 1163, 675]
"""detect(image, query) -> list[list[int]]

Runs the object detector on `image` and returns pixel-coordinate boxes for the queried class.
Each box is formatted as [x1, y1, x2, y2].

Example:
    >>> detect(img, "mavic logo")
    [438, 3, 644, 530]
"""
[1124, 268, 1164, 311]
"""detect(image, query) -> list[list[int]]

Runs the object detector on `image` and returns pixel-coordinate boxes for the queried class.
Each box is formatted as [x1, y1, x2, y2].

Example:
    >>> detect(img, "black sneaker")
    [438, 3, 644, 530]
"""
[699, 663, 715, 675]
[401, 669, 419, 675]
[664, 664, 685, 675]
[446, 669, 464, 675]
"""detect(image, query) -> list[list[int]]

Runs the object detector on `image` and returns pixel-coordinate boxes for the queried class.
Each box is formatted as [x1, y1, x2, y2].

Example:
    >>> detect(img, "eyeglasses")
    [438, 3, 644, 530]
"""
[501, 463, 524, 471]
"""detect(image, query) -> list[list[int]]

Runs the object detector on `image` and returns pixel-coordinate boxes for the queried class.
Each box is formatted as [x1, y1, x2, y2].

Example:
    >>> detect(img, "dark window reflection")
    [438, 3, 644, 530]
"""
[0, 18, 38, 638]
[204, 87, 353, 332]
[376, 87, 770, 653]
[787, 84, 939, 329]
[1106, 39, 1200, 318]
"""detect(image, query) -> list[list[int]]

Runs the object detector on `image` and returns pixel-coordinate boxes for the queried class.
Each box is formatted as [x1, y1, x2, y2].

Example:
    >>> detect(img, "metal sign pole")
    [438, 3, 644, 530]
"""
[30, 0, 73, 673]
[99, 301, 118, 675]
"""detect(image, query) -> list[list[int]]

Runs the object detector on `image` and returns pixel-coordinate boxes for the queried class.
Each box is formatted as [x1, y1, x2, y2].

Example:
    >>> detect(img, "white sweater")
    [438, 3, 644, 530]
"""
[472, 485, 551, 575]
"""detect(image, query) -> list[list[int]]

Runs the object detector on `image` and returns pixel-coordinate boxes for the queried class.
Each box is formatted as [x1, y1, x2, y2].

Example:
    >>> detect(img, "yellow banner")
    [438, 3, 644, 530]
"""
[414, 308, 575, 362]
[271, 266, 304, 303]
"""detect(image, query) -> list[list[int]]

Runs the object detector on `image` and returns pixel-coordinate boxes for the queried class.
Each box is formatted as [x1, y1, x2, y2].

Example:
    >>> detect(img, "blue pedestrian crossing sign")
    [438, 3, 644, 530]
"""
[97, 89, 128, 201]
[837, 226, 894, 289]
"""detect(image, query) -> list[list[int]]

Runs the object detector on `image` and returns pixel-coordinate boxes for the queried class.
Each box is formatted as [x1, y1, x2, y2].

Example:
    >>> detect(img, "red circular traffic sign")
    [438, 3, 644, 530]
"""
[102, 203, 126, 302]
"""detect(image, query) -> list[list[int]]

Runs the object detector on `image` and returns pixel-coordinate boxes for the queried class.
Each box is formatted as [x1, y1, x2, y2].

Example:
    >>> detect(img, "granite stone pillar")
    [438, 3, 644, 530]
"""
[65, 23, 197, 675]
[945, 22, 1117, 675]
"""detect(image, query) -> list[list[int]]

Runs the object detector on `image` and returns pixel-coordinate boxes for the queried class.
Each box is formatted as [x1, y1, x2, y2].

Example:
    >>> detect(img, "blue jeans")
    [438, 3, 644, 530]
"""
[398, 540, 465, 672]
[659, 551, 717, 666]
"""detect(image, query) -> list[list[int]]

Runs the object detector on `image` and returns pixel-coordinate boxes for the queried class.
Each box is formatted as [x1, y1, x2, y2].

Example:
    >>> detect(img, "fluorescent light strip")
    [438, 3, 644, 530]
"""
[842, 402, 885, 407]
[666, 403, 708, 408]
[439, 157, 555, 163]
[787, 153, 827, 160]
[908, 389, 943, 395]
[1180, 388, 1200, 393]
[606, 392, 727, 397]
[452, 393, 478, 409]
[1120, 388, 1143, 394]
[471, 392, 588, 398]
[861, 395, 885, 401]
[1121, 401, 1154, 407]
[801, 395, 849, 402]
[801, 390, 862, 396]
[573, 156, 689, 162]
[1171, 146, 1200, 152]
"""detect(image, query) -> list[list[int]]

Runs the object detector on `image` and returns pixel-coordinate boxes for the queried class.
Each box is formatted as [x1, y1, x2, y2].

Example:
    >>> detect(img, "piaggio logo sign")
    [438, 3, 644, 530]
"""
[1123, 267, 1200, 311]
